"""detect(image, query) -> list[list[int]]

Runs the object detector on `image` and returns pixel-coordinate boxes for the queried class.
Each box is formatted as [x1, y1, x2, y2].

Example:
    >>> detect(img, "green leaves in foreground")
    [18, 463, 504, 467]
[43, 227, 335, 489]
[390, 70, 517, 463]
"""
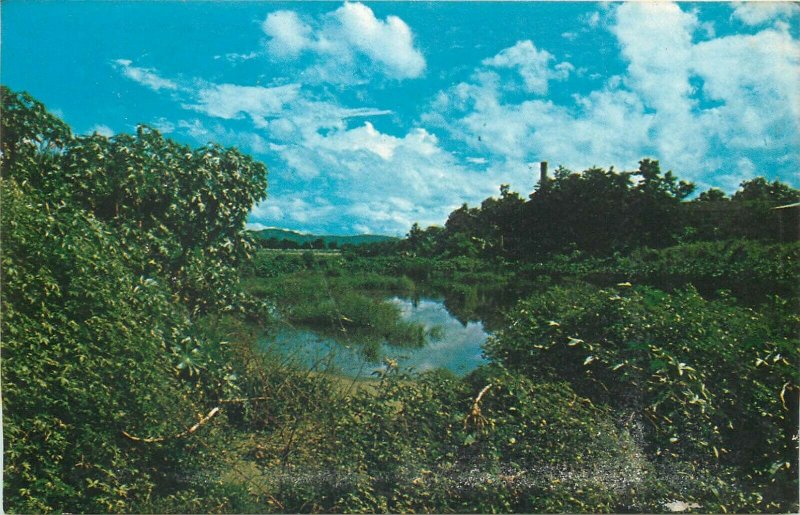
[1, 86, 267, 513]
[485, 284, 799, 511]
[1, 179, 204, 512]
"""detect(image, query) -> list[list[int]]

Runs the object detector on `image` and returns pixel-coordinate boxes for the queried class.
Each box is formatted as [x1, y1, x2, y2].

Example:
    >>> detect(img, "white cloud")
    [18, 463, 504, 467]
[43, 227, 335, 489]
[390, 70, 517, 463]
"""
[183, 81, 394, 152]
[425, 2, 800, 188]
[250, 202, 284, 223]
[188, 83, 301, 127]
[613, 2, 800, 179]
[281, 124, 487, 231]
[113, 59, 178, 91]
[176, 118, 270, 154]
[691, 27, 800, 144]
[262, 10, 313, 58]
[243, 113, 511, 234]
[150, 117, 176, 134]
[261, 2, 425, 82]
[87, 124, 114, 137]
[612, 2, 706, 173]
[731, 2, 799, 26]
[424, 65, 654, 172]
[482, 40, 572, 95]
[333, 3, 425, 79]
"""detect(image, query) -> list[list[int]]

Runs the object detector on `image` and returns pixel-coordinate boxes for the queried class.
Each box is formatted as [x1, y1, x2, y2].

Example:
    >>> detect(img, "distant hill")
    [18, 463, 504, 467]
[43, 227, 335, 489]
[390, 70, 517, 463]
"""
[249, 227, 398, 247]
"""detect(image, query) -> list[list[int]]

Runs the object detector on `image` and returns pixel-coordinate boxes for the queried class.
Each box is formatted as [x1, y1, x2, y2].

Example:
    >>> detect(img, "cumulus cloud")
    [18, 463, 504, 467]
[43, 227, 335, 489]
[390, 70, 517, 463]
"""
[255, 120, 498, 234]
[262, 10, 313, 58]
[423, 56, 654, 171]
[187, 83, 302, 127]
[730, 2, 799, 26]
[482, 40, 573, 95]
[612, 2, 706, 172]
[113, 59, 178, 91]
[691, 27, 800, 140]
[261, 2, 426, 82]
[425, 2, 800, 188]
[614, 2, 800, 179]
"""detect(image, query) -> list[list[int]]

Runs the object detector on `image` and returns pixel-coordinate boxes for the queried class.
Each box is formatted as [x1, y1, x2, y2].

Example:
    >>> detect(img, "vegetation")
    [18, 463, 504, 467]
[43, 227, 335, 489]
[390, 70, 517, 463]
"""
[243, 263, 426, 360]
[2, 87, 267, 512]
[3, 86, 798, 513]
[251, 227, 397, 250]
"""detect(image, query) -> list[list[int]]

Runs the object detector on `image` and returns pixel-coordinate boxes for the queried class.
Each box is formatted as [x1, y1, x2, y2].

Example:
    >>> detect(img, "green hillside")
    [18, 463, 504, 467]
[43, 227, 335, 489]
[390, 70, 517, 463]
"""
[249, 227, 397, 247]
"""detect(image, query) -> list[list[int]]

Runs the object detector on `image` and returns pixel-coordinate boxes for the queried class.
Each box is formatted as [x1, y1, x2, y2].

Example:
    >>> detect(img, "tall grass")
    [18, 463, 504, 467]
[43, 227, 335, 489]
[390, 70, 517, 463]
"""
[243, 270, 426, 356]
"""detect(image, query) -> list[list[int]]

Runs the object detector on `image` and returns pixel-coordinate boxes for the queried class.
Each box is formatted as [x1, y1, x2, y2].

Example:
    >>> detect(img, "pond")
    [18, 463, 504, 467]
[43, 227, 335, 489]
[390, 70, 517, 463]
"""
[260, 297, 489, 378]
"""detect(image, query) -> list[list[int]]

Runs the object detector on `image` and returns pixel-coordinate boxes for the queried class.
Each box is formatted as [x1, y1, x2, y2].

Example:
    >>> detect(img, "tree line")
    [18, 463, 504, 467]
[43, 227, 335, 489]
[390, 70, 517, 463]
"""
[373, 161, 799, 260]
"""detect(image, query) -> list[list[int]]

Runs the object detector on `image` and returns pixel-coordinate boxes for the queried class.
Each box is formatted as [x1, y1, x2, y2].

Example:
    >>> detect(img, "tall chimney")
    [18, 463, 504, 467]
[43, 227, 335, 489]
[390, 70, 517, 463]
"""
[539, 161, 549, 187]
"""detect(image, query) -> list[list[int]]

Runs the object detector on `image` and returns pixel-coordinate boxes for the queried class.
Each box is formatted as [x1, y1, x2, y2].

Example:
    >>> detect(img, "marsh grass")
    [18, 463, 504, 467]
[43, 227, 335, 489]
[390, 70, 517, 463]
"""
[243, 270, 428, 359]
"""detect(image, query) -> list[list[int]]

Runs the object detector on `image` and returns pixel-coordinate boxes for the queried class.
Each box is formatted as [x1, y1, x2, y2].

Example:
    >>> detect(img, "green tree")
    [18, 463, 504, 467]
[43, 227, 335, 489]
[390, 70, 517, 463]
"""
[697, 187, 728, 202]
[1, 179, 228, 512]
[0, 86, 71, 185]
[1, 87, 268, 313]
[1, 87, 268, 512]
[733, 177, 800, 204]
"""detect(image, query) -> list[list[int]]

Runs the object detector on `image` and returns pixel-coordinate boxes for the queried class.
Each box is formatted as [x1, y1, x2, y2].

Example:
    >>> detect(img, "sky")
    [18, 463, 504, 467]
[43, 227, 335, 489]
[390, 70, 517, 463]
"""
[3, 1, 799, 236]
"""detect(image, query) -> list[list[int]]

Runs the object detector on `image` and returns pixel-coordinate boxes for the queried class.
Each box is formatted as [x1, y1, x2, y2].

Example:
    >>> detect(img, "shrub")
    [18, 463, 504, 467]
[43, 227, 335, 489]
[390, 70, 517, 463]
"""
[485, 284, 799, 511]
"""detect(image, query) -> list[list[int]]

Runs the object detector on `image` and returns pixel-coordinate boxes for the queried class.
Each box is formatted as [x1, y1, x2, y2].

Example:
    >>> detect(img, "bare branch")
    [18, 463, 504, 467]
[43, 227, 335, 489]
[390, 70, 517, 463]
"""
[122, 407, 221, 443]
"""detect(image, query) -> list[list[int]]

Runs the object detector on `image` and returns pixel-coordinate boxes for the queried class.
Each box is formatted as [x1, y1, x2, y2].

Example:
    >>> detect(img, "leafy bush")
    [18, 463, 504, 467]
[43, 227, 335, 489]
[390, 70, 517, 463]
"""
[614, 240, 800, 301]
[1, 179, 225, 512]
[265, 364, 654, 513]
[485, 284, 799, 511]
[1, 86, 264, 513]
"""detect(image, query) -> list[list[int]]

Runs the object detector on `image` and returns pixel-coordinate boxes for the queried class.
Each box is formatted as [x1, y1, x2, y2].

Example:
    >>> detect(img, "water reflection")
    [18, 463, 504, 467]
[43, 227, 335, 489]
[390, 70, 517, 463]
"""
[261, 297, 489, 378]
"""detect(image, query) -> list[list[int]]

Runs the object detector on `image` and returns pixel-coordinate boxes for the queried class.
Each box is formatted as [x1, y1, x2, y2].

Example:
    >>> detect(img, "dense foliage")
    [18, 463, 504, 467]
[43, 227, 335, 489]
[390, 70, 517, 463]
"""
[3, 86, 798, 513]
[364, 161, 799, 261]
[485, 285, 798, 510]
[2, 87, 267, 512]
[2, 87, 268, 314]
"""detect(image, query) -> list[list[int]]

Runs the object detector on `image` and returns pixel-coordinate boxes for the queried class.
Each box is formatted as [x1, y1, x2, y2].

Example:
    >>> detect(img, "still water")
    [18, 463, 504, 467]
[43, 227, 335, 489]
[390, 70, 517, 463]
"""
[261, 297, 489, 378]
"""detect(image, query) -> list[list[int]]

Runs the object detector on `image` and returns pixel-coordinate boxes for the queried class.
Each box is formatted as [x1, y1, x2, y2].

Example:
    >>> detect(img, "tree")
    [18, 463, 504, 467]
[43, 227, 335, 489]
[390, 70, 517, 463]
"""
[1, 87, 269, 313]
[477, 185, 526, 256]
[733, 177, 800, 204]
[697, 188, 728, 202]
[1, 178, 224, 512]
[1, 87, 268, 511]
[0, 86, 71, 185]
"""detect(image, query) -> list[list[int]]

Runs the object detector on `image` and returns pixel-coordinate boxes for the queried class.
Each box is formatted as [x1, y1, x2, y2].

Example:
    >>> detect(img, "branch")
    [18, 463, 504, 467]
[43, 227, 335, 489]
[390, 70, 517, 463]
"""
[122, 407, 220, 443]
[464, 384, 493, 431]
[218, 396, 270, 404]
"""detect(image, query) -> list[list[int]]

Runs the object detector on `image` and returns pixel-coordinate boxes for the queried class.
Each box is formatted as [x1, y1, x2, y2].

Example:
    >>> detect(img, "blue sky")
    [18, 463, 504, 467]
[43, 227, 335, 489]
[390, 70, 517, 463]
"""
[3, 1, 799, 235]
